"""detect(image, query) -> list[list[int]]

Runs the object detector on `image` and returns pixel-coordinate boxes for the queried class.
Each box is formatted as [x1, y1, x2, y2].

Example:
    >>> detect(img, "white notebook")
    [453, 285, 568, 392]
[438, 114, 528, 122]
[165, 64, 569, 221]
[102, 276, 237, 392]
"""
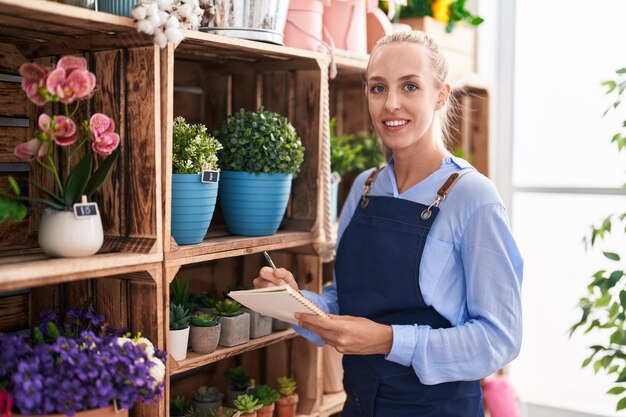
[228, 285, 331, 325]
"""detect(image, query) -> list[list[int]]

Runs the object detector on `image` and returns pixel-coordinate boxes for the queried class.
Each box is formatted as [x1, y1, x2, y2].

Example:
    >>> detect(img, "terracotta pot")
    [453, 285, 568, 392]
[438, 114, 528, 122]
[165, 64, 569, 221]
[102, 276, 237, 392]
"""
[276, 394, 298, 417]
[240, 413, 257, 417]
[257, 403, 275, 417]
[15, 404, 128, 417]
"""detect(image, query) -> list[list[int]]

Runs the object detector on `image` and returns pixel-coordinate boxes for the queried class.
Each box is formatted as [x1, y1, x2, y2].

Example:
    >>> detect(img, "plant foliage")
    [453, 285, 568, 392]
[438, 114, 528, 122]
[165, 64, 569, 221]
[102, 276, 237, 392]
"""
[330, 118, 385, 176]
[215, 299, 244, 318]
[170, 303, 190, 331]
[190, 313, 220, 327]
[277, 376, 297, 397]
[173, 116, 222, 174]
[233, 394, 262, 413]
[253, 384, 279, 406]
[225, 366, 250, 391]
[395, 0, 484, 32]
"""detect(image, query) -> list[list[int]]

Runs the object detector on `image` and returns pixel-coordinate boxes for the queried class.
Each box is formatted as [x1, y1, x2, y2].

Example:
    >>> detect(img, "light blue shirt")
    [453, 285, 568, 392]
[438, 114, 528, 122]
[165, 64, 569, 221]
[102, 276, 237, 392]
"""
[297, 156, 523, 385]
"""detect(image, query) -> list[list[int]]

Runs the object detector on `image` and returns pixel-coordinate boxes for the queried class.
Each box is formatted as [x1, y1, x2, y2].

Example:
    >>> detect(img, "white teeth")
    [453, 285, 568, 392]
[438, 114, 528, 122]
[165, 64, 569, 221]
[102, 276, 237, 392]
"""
[384, 120, 408, 127]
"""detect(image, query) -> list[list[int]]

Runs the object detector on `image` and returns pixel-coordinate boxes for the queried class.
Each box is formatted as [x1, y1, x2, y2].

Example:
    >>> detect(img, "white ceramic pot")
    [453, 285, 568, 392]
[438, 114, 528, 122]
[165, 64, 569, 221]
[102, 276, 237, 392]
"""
[38, 207, 104, 257]
[169, 327, 190, 361]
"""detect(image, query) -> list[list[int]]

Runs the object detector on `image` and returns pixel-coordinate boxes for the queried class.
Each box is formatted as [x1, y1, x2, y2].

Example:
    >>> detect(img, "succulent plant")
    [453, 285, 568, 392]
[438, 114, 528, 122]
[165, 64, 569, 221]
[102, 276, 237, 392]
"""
[252, 384, 279, 406]
[200, 295, 217, 308]
[193, 386, 224, 403]
[277, 376, 297, 397]
[190, 313, 220, 327]
[207, 407, 238, 417]
[171, 277, 191, 308]
[215, 299, 244, 318]
[170, 395, 191, 416]
[183, 406, 204, 417]
[224, 366, 250, 391]
[233, 394, 262, 414]
[170, 303, 190, 331]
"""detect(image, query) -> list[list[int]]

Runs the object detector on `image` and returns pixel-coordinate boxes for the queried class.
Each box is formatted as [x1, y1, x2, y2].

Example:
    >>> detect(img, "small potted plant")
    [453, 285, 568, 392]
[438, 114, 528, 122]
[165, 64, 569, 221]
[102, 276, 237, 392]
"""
[189, 313, 221, 354]
[184, 406, 204, 417]
[170, 302, 191, 361]
[244, 306, 272, 339]
[233, 394, 263, 417]
[215, 299, 250, 347]
[192, 386, 224, 414]
[224, 366, 251, 407]
[171, 395, 191, 417]
[276, 377, 298, 417]
[171, 277, 192, 309]
[252, 384, 279, 417]
[197, 294, 218, 314]
[171, 116, 223, 245]
[213, 107, 305, 236]
[207, 407, 240, 417]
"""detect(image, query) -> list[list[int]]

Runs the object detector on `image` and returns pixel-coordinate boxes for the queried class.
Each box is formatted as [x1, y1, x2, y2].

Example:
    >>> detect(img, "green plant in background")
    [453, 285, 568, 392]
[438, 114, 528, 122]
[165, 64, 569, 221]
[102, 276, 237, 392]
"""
[570, 67, 626, 411]
[277, 376, 297, 397]
[330, 118, 385, 176]
[200, 295, 217, 309]
[233, 394, 262, 414]
[173, 116, 223, 174]
[190, 313, 220, 327]
[192, 386, 223, 403]
[215, 299, 244, 317]
[207, 408, 238, 417]
[253, 384, 280, 406]
[171, 395, 191, 416]
[214, 107, 305, 176]
[170, 303, 190, 330]
[225, 366, 250, 391]
[183, 406, 204, 417]
[171, 277, 191, 307]
[386, 0, 484, 32]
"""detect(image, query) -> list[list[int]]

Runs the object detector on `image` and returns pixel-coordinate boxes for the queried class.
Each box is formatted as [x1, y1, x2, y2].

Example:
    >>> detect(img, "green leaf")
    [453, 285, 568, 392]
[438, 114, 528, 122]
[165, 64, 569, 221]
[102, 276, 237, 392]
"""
[582, 356, 594, 367]
[0, 196, 27, 222]
[609, 302, 620, 319]
[602, 80, 617, 94]
[609, 386, 626, 395]
[594, 359, 604, 373]
[30, 180, 65, 206]
[617, 68, 626, 74]
[63, 152, 93, 207]
[8, 176, 20, 195]
[620, 290, 626, 309]
[617, 369, 626, 382]
[84, 149, 119, 197]
[604, 252, 621, 261]
[3, 194, 65, 210]
[596, 293, 612, 308]
[617, 396, 626, 411]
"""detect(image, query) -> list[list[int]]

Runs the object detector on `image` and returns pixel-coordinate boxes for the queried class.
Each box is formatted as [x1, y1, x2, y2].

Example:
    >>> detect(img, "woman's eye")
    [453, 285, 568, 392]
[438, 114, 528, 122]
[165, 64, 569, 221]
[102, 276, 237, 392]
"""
[370, 85, 385, 94]
[404, 83, 419, 92]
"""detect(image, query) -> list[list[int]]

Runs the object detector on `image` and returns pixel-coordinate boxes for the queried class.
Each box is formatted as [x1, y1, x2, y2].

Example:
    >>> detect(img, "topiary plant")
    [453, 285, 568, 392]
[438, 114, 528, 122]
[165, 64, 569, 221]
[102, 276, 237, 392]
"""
[277, 376, 297, 398]
[253, 384, 279, 406]
[215, 299, 244, 318]
[173, 116, 223, 174]
[214, 107, 305, 176]
[233, 394, 263, 414]
[225, 366, 250, 391]
[170, 303, 190, 331]
[190, 313, 220, 327]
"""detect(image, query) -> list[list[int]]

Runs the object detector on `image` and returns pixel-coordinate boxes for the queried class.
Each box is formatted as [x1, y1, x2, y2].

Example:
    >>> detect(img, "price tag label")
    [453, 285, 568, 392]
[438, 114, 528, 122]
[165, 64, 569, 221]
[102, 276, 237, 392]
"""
[73, 202, 99, 219]
[201, 170, 220, 183]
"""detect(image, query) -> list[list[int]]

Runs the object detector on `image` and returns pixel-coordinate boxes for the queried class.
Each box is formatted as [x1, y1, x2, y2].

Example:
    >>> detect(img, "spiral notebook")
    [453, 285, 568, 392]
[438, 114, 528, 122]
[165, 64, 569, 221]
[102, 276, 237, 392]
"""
[227, 285, 330, 325]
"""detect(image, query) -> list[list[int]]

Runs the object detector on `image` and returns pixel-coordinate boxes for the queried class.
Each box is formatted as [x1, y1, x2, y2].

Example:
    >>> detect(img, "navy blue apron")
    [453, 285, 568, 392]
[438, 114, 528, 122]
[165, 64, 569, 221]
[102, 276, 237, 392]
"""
[334, 167, 483, 417]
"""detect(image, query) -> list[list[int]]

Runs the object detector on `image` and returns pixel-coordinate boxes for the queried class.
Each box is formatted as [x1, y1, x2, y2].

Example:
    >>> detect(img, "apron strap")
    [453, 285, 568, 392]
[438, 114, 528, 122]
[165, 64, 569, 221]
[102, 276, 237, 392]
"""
[360, 166, 384, 208]
[420, 168, 476, 220]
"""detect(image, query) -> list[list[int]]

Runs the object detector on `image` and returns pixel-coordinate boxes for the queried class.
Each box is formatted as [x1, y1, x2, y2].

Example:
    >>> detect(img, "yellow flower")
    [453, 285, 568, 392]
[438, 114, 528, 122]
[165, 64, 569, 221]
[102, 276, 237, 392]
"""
[432, 0, 453, 23]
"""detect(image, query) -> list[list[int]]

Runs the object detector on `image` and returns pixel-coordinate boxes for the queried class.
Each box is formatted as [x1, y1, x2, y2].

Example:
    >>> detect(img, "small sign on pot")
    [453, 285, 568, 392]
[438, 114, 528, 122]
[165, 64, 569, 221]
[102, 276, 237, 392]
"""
[201, 170, 219, 183]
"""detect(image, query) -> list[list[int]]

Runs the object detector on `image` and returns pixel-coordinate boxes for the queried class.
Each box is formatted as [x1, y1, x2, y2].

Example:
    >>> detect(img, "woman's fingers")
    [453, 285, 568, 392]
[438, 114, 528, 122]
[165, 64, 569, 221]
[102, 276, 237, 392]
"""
[253, 266, 299, 290]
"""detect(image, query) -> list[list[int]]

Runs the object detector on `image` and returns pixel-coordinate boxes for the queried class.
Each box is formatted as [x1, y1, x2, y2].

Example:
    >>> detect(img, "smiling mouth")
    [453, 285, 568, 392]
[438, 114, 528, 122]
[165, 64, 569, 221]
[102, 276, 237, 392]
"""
[384, 120, 409, 127]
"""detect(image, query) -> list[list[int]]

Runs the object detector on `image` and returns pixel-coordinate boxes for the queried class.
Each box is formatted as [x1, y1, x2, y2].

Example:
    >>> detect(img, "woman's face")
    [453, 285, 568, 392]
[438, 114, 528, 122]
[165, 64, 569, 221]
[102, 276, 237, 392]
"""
[366, 42, 445, 156]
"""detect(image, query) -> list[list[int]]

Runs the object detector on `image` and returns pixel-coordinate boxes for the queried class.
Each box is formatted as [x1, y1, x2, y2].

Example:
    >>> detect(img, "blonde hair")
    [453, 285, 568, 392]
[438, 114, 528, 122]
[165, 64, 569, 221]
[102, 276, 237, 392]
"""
[367, 30, 456, 151]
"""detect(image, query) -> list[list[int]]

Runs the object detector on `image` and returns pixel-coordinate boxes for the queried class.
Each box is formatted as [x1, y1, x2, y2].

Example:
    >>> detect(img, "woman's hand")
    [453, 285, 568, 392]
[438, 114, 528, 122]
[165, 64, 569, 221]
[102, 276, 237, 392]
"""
[253, 266, 299, 291]
[295, 313, 393, 355]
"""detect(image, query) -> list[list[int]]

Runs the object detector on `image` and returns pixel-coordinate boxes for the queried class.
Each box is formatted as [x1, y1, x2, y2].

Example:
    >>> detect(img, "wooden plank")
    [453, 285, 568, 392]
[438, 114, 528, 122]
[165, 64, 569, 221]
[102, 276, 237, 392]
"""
[125, 46, 158, 238]
[63, 280, 93, 311]
[0, 82, 28, 117]
[231, 72, 259, 113]
[29, 285, 61, 327]
[0, 42, 25, 72]
[262, 72, 291, 116]
[337, 87, 369, 134]
[161, 45, 175, 254]
[0, 293, 29, 332]
[0, 126, 29, 162]
[467, 87, 490, 177]
[95, 277, 129, 331]
[265, 341, 290, 388]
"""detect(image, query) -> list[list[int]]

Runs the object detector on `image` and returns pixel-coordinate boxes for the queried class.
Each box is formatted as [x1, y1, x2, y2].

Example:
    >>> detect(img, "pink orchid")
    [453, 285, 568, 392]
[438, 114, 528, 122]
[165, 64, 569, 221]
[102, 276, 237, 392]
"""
[90, 113, 120, 155]
[38, 114, 78, 146]
[19, 62, 51, 106]
[46, 56, 96, 104]
[14, 137, 48, 161]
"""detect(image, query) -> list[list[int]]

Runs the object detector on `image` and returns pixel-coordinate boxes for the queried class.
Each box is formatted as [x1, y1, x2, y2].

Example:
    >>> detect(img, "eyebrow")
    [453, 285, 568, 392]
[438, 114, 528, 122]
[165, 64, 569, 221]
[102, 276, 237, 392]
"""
[368, 74, 422, 82]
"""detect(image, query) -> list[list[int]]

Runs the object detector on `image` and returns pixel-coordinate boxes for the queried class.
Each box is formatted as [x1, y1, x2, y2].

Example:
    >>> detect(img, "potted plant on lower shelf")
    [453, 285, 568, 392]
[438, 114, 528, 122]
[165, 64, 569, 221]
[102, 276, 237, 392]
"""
[252, 384, 279, 417]
[170, 303, 191, 361]
[171, 395, 191, 417]
[224, 366, 251, 408]
[189, 313, 221, 354]
[215, 300, 250, 347]
[0, 306, 166, 416]
[171, 116, 223, 245]
[233, 394, 262, 417]
[192, 386, 224, 414]
[276, 377, 298, 417]
[0, 55, 121, 258]
[213, 107, 305, 236]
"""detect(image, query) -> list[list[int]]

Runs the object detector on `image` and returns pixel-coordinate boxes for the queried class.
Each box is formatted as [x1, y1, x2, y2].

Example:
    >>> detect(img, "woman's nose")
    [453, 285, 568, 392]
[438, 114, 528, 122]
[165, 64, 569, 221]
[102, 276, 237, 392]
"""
[384, 91, 401, 112]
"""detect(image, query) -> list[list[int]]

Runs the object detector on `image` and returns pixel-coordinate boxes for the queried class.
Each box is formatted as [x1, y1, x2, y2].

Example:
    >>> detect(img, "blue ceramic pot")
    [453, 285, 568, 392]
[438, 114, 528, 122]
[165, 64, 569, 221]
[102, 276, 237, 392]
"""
[171, 174, 218, 245]
[218, 171, 292, 236]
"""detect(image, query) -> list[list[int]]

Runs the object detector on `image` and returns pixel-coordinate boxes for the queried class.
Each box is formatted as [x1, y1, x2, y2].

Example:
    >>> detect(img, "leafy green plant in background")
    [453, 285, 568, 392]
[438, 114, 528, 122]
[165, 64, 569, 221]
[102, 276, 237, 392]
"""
[215, 299, 244, 317]
[253, 384, 279, 406]
[170, 395, 191, 416]
[330, 118, 385, 177]
[171, 277, 191, 308]
[214, 107, 305, 176]
[225, 366, 250, 391]
[380, 0, 483, 32]
[233, 394, 262, 414]
[173, 116, 222, 174]
[570, 67, 626, 411]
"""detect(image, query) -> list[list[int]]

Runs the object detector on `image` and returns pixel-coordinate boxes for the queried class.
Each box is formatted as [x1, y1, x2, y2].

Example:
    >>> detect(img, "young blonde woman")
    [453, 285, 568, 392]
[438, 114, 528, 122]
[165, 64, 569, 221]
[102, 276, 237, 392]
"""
[254, 31, 523, 417]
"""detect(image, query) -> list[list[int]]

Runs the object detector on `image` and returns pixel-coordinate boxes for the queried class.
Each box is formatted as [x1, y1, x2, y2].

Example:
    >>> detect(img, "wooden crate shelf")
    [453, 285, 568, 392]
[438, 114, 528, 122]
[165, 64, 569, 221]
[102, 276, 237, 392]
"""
[170, 329, 297, 375]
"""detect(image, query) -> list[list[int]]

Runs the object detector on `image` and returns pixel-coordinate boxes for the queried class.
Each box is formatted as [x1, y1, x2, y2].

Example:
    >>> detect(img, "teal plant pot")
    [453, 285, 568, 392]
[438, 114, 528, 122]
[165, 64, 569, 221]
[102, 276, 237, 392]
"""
[218, 171, 292, 236]
[97, 0, 137, 17]
[171, 173, 219, 245]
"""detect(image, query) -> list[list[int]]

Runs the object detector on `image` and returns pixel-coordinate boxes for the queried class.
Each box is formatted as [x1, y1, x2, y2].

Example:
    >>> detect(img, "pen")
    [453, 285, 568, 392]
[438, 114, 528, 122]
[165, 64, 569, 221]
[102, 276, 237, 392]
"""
[263, 251, 277, 270]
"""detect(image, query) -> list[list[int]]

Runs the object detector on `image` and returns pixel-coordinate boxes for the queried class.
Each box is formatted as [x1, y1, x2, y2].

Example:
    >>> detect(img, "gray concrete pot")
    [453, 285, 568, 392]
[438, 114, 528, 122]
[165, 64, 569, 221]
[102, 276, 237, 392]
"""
[218, 312, 250, 347]
[190, 323, 221, 354]
[272, 318, 291, 331]
[244, 308, 272, 338]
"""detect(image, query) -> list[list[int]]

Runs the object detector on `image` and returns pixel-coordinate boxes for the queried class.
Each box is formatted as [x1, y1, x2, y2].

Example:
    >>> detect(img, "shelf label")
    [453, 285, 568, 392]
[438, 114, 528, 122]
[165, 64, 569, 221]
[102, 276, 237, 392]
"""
[201, 170, 220, 183]
[73, 202, 99, 219]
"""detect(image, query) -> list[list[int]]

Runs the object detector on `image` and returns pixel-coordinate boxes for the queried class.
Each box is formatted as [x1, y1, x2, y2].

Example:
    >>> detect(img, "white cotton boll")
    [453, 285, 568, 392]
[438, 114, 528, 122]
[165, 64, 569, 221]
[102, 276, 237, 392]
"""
[158, 9, 169, 25]
[188, 14, 200, 29]
[131, 4, 147, 20]
[148, 12, 161, 28]
[165, 15, 180, 29]
[147, 2, 159, 16]
[165, 27, 184, 43]
[154, 29, 168, 47]
[136, 19, 155, 35]
[177, 3, 192, 18]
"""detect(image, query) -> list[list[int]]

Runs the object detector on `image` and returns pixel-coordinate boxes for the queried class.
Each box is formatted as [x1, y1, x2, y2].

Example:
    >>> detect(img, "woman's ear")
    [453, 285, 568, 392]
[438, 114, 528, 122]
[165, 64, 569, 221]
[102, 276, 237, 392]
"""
[435, 83, 451, 110]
